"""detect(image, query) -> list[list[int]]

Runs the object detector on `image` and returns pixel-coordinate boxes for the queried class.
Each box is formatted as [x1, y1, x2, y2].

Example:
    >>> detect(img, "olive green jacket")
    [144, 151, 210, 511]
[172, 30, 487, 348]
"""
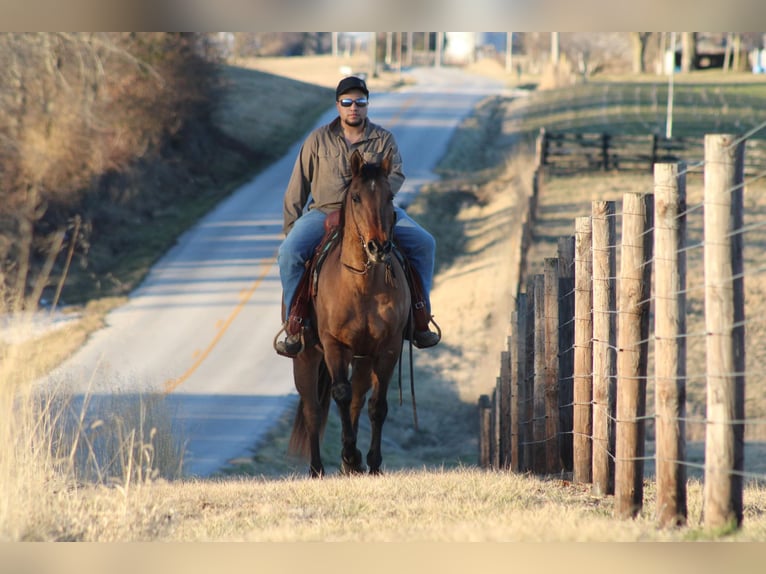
[282, 117, 405, 234]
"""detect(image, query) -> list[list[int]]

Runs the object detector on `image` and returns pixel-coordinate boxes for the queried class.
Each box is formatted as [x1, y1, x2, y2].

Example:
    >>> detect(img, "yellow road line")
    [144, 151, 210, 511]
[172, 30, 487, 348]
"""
[387, 95, 415, 127]
[163, 249, 278, 394]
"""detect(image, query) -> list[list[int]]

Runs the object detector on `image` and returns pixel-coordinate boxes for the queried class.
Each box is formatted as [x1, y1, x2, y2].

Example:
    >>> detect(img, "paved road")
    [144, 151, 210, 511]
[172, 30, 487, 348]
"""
[45, 66, 511, 477]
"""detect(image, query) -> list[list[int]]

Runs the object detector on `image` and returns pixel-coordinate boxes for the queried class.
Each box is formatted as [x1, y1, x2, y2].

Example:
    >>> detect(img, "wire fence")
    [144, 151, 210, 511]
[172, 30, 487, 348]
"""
[479, 128, 766, 530]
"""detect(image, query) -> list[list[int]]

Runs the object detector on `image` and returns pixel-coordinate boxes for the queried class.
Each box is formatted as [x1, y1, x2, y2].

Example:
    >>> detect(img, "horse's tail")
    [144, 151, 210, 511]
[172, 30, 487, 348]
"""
[288, 360, 332, 458]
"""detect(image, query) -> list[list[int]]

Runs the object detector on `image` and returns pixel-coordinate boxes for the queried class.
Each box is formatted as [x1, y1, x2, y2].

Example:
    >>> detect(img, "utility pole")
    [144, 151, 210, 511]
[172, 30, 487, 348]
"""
[506, 32, 513, 73]
[551, 32, 560, 66]
[666, 32, 676, 139]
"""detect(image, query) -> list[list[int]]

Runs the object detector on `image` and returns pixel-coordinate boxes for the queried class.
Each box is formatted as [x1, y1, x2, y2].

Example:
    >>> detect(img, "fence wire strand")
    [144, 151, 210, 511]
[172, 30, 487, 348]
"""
[482, 127, 766, 506]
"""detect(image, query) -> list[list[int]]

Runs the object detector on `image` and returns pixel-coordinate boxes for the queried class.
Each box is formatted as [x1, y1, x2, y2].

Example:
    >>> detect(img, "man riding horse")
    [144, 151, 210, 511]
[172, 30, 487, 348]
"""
[275, 76, 440, 357]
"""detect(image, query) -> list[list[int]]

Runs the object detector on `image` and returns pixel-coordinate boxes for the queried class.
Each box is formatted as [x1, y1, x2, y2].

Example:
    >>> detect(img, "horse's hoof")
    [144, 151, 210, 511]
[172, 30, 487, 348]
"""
[341, 461, 366, 475]
[341, 449, 365, 475]
[309, 465, 325, 478]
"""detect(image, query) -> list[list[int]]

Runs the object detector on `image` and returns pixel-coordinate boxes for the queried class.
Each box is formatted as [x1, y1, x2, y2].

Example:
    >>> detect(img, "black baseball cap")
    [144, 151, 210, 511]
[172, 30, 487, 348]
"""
[336, 76, 369, 100]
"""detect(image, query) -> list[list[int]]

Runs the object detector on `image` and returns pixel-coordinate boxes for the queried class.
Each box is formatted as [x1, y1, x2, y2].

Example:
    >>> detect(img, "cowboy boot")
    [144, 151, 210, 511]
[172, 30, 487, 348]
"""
[275, 329, 303, 358]
[275, 292, 305, 358]
[405, 265, 440, 349]
[412, 301, 441, 349]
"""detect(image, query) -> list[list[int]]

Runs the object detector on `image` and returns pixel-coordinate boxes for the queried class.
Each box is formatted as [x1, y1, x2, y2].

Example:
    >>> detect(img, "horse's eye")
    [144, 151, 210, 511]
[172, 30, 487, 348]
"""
[352, 193, 361, 204]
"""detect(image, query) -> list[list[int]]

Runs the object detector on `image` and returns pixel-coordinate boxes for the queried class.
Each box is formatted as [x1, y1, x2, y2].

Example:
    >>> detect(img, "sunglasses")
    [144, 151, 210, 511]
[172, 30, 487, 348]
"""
[338, 97, 368, 108]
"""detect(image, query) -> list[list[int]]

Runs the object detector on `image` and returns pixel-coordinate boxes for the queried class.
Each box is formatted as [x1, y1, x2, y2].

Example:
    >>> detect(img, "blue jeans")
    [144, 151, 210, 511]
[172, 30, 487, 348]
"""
[277, 207, 435, 322]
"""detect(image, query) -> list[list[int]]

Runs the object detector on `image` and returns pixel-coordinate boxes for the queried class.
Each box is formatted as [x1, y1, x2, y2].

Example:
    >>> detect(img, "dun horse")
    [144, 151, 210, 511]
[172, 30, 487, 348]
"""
[288, 149, 410, 477]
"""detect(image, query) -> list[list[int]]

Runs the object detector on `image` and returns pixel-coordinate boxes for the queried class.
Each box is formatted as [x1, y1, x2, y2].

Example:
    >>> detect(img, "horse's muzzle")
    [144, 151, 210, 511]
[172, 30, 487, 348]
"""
[366, 239, 393, 263]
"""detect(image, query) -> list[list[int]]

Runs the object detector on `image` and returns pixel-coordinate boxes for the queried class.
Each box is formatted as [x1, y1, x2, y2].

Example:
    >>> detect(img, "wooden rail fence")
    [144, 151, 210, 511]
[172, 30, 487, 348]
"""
[539, 128, 766, 176]
[479, 133, 747, 530]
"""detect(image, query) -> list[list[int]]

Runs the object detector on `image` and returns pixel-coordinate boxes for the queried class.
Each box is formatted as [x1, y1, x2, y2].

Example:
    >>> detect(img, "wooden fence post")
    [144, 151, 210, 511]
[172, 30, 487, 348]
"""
[533, 274, 547, 473]
[614, 192, 654, 519]
[573, 216, 594, 484]
[537, 168, 544, 211]
[479, 394, 492, 468]
[703, 134, 746, 530]
[651, 134, 659, 171]
[601, 133, 611, 171]
[519, 292, 533, 471]
[524, 281, 536, 472]
[536, 127, 548, 168]
[558, 237, 575, 472]
[510, 306, 524, 471]
[654, 162, 688, 527]
[499, 350, 512, 469]
[591, 200, 617, 496]
[498, 377, 502, 470]
[544, 259, 562, 473]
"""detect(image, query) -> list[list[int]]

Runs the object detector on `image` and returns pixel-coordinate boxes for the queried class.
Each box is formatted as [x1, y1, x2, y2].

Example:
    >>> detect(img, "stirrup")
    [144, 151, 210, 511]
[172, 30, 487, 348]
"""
[412, 316, 442, 349]
[273, 324, 304, 358]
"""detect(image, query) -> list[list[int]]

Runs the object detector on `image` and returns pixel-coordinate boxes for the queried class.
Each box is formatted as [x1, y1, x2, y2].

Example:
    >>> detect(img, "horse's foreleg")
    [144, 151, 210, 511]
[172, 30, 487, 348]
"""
[325, 345, 364, 474]
[367, 356, 396, 474]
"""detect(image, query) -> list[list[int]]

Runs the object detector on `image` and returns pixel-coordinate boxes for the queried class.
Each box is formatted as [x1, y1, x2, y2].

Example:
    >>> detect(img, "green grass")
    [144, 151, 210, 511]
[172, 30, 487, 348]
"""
[507, 77, 766, 139]
[212, 64, 333, 159]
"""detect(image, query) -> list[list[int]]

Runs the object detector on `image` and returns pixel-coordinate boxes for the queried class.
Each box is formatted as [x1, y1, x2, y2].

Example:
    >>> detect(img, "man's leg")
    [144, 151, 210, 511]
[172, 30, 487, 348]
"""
[394, 208, 435, 297]
[275, 210, 326, 356]
[277, 209, 327, 322]
[394, 207, 440, 348]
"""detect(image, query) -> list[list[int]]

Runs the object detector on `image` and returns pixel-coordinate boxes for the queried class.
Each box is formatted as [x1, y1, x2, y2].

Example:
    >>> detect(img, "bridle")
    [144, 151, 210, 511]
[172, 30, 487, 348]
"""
[340, 181, 396, 279]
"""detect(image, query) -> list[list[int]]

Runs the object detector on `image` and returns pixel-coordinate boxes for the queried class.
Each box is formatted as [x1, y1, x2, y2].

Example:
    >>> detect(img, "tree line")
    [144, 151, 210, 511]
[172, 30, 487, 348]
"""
[0, 33, 223, 309]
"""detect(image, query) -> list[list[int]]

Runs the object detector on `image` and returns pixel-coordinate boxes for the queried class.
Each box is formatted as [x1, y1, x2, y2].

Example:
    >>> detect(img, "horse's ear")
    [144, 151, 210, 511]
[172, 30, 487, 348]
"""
[381, 148, 394, 176]
[350, 149, 364, 177]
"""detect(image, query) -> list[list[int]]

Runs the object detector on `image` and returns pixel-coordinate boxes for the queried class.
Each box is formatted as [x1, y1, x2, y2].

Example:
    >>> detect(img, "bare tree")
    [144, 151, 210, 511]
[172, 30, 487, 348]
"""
[630, 33, 652, 74]
[561, 33, 633, 76]
[681, 32, 697, 72]
[0, 33, 218, 304]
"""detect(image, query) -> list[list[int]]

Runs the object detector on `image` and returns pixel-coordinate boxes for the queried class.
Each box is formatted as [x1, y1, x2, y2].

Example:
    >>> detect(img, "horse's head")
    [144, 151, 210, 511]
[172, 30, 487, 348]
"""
[345, 149, 396, 265]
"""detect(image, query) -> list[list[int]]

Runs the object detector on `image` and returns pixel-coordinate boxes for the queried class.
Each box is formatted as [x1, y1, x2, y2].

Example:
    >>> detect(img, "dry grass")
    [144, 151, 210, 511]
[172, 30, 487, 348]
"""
[4, 467, 766, 541]
[5, 59, 766, 542]
[0, 340, 185, 540]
